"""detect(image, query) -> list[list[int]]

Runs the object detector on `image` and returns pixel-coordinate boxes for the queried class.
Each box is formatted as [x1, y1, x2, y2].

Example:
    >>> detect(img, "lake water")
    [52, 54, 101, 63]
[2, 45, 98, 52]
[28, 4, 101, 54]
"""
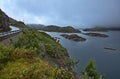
[46, 31, 120, 79]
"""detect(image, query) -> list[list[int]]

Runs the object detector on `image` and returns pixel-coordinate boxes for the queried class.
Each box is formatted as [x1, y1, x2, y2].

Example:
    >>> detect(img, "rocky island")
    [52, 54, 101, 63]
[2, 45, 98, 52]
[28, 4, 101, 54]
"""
[83, 27, 120, 32]
[83, 32, 109, 38]
[61, 34, 86, 41]
[104, 47, 117, 51]
[83, 27, 108, 32]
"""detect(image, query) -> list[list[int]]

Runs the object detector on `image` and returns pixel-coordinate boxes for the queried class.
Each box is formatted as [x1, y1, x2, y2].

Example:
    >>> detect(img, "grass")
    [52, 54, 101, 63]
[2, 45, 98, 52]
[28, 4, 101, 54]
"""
[0, 44, 74, 79]
[0, 28, 74, 79]
[10, 22, 26, 28]
[0, 28, 104, 79]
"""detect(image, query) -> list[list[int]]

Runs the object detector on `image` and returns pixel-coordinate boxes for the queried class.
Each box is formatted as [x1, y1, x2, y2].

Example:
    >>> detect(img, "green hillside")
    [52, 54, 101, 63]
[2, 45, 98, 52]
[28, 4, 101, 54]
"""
[0, 28, 75, 79]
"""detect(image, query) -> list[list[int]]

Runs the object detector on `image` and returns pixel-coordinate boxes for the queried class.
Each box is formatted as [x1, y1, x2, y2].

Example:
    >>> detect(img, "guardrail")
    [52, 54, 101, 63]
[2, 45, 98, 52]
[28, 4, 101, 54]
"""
[0, 30, 21, 37]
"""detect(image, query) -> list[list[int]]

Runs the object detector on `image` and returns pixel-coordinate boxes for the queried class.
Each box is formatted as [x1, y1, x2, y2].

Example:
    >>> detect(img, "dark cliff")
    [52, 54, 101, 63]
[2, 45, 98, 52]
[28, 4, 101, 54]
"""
[0, 9, 11, 32]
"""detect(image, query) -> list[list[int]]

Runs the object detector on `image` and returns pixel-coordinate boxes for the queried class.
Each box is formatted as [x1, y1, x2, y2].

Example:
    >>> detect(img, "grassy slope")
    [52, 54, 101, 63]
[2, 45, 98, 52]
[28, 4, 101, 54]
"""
[9, 17, 26, 28]
[0, 28, 74, 79]
[0, 27, 104, 79]
[10, 21, 26, 28]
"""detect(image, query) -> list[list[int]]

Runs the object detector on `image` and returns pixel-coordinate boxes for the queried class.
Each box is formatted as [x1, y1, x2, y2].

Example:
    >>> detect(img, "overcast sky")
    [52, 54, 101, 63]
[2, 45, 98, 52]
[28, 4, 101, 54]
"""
[0, 0, 120, 27]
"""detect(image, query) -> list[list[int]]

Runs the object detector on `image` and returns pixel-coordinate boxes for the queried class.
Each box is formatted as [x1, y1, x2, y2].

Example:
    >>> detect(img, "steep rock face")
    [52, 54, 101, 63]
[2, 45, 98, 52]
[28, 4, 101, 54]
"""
[0, 9, 11, 32]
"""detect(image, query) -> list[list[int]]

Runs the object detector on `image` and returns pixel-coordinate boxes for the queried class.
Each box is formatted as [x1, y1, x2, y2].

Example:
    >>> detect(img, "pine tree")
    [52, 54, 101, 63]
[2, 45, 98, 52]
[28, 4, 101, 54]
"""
[82, 59, 104, 79]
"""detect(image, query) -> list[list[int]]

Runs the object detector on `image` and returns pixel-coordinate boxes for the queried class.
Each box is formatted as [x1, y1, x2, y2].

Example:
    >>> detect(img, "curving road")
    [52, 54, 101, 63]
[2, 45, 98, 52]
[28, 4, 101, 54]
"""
[0, 26, 21, 37]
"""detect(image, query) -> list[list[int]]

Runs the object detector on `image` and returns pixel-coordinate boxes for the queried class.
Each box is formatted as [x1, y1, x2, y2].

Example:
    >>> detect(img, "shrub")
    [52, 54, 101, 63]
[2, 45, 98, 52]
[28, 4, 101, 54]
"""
[0, 44, 13, 64]
[81, 59, 104, 79]
[0, 43, 75, 79]
[14, 29, 41, 54]
[66, 58, 79, 68]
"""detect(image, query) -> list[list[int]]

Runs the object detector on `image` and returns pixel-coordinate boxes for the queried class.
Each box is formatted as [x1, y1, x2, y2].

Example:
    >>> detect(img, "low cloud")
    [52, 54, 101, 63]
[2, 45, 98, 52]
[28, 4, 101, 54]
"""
[0, 0, 120, 27]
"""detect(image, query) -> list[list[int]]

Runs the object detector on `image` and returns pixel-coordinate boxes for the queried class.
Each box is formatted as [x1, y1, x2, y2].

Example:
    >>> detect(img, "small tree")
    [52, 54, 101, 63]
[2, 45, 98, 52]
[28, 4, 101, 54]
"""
[81, 59, 104, 79]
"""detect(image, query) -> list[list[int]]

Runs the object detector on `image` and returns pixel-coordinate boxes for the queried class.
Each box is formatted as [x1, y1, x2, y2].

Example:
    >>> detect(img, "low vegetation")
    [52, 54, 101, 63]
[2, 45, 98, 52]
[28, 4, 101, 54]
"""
[81, 59, 104, 79]
[0, 28, 104, 79]
[1, 9, 104, 79]
[0, 28, 75, 79]
[0, 44, 74, 79]
[10, 20, 26, 28]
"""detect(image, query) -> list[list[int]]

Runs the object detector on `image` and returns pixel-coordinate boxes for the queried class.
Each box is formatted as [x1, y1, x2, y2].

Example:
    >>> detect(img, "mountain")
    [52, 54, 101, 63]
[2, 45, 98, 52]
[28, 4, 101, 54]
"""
[83, 26, 120, 32]
[27, 24, 81, 33]
[0, 9, 11, 32]
[27, 24, 45, 29]
[42, 25, 81, 33]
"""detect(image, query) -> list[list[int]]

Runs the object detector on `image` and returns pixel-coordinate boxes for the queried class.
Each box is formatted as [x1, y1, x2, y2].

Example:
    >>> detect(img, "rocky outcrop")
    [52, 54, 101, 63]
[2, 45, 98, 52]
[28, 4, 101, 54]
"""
[61, 34, 86, 41]
[0, 9, 11, 32]
[104, 47, 116, 51]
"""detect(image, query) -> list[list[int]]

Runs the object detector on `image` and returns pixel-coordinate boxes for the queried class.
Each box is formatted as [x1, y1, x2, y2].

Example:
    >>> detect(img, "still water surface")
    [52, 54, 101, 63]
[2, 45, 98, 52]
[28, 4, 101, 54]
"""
[47, 31, 120, 79]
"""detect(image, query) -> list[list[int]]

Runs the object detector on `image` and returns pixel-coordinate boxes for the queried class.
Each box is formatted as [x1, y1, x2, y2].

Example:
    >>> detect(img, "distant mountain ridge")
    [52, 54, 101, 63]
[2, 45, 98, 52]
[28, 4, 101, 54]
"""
[83, 26, 120, 32]
[43, 25, 81, 33]
[27, 24, 81, 33]
[27, 24, 45, 29]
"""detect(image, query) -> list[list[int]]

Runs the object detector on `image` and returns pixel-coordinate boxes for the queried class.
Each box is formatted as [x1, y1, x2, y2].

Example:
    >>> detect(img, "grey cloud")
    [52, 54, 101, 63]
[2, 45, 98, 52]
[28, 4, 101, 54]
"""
[0, 0, 120, 27]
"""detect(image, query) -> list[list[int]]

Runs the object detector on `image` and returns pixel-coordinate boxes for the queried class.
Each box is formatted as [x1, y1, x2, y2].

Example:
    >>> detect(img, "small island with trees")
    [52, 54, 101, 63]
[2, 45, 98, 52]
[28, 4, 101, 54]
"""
[61, 34, 86, 41]
[83, 32, 109, 38]
[83, 26, 120, 32]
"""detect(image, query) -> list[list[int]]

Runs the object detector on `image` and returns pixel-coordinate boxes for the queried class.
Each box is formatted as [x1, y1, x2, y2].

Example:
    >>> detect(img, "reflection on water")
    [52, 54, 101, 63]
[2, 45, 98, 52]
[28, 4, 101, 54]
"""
[46, 31, 120, 79]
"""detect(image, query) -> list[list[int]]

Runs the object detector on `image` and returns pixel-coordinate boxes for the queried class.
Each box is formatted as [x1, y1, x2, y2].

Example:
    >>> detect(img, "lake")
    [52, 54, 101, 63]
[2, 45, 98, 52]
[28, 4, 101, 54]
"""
[46, 31, 120, 79]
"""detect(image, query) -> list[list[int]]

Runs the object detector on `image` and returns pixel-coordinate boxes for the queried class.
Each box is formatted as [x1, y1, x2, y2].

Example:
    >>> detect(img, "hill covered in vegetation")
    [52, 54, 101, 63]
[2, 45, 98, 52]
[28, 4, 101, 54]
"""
[43, 25, 81, 33]
[27, 24, 81, 33]
[0, 28, 75, 79]
[61, 34, 86, 41]
[9, 17, 26, 28]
